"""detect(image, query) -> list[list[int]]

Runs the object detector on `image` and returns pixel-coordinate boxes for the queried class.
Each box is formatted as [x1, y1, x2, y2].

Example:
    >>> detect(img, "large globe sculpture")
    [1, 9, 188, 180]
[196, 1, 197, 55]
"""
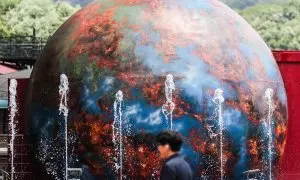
[27, 0, 288, 179]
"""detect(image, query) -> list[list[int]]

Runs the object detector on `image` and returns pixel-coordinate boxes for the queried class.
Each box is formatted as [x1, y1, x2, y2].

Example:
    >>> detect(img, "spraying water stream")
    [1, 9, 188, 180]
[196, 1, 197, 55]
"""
[9, 79, 17, 180]
[162, 74, 175, 130]
[112, 90, 124, 180]
[265, 88, 274, 180]
[59, 74, 69, 180]
[212, 89, 225, 180]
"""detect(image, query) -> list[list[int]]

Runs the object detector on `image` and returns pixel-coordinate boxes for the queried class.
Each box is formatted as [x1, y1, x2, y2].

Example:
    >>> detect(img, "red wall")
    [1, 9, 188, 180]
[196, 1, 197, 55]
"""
[273, 51, 300, 178]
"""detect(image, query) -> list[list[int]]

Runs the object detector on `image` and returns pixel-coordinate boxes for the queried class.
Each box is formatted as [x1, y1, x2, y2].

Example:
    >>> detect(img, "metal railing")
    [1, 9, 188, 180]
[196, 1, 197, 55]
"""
[0, 134, 32, 179]
[0, 36, 46, 61]
[0, 168, 9, 180]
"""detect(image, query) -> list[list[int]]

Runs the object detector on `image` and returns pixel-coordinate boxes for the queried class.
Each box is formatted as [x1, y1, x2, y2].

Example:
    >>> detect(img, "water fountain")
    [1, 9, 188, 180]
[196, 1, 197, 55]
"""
[206, 100, 219, 139]
[112, 90, 124, 180]
[26, 0, 288, 178]
[9, 79, 17, 180]
[58, 74, 69, 180]
[212, 88, 225, 180]
[162, 74, 176, 130]
[265, 88, 274, 180]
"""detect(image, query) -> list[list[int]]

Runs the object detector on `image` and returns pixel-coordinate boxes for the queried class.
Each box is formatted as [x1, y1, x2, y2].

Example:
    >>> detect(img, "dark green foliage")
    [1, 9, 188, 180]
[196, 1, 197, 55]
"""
[221, 0, 284, 9]
[0, 0, 299, 50]
[0, 0, 79, 37]
[240, 0, 300, 50]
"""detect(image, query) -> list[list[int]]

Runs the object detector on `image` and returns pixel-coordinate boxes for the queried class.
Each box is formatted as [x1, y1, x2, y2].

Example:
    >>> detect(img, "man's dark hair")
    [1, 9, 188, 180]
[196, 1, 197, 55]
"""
[156, 131, 183, 152]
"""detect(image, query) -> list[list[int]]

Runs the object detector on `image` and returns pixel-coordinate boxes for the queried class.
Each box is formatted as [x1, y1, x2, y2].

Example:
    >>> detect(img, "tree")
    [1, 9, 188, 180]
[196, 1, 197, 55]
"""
[239, 0, 300, 50]
[0, 0, 21, 36]
[0, 18, 10, 37]
[2, 0, 79, 38]
[0, 0, 21, 12]
[221, 0, 284, 9]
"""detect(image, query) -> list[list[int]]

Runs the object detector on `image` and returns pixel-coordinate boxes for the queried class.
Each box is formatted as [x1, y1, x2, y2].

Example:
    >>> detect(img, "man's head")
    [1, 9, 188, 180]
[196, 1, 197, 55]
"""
[156, 131, 183, 159]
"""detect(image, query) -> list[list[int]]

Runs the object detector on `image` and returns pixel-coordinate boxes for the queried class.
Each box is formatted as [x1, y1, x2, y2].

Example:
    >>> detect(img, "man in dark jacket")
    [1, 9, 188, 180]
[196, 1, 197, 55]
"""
[156, 131, 193, 180]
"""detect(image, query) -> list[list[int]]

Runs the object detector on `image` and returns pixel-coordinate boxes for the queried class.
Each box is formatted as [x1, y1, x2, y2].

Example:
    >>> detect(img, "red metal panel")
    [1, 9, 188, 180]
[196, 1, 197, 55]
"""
[273, 51, 300, 179]
[273, 51, 300, 63]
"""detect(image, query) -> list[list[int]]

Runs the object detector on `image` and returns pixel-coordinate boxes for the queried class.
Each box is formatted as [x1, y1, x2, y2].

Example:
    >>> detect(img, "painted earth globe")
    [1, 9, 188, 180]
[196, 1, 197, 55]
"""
[27, 0, 288, 179]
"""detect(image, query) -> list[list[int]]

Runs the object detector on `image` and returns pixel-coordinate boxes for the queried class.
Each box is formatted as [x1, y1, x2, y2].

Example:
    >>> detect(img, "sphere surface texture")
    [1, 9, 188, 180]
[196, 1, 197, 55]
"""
[27, 0, 288, 179]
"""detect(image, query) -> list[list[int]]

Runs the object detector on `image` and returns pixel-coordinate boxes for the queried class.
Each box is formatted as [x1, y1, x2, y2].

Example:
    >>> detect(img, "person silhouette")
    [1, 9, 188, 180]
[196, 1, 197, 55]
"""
[156, 131, 193, 180]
